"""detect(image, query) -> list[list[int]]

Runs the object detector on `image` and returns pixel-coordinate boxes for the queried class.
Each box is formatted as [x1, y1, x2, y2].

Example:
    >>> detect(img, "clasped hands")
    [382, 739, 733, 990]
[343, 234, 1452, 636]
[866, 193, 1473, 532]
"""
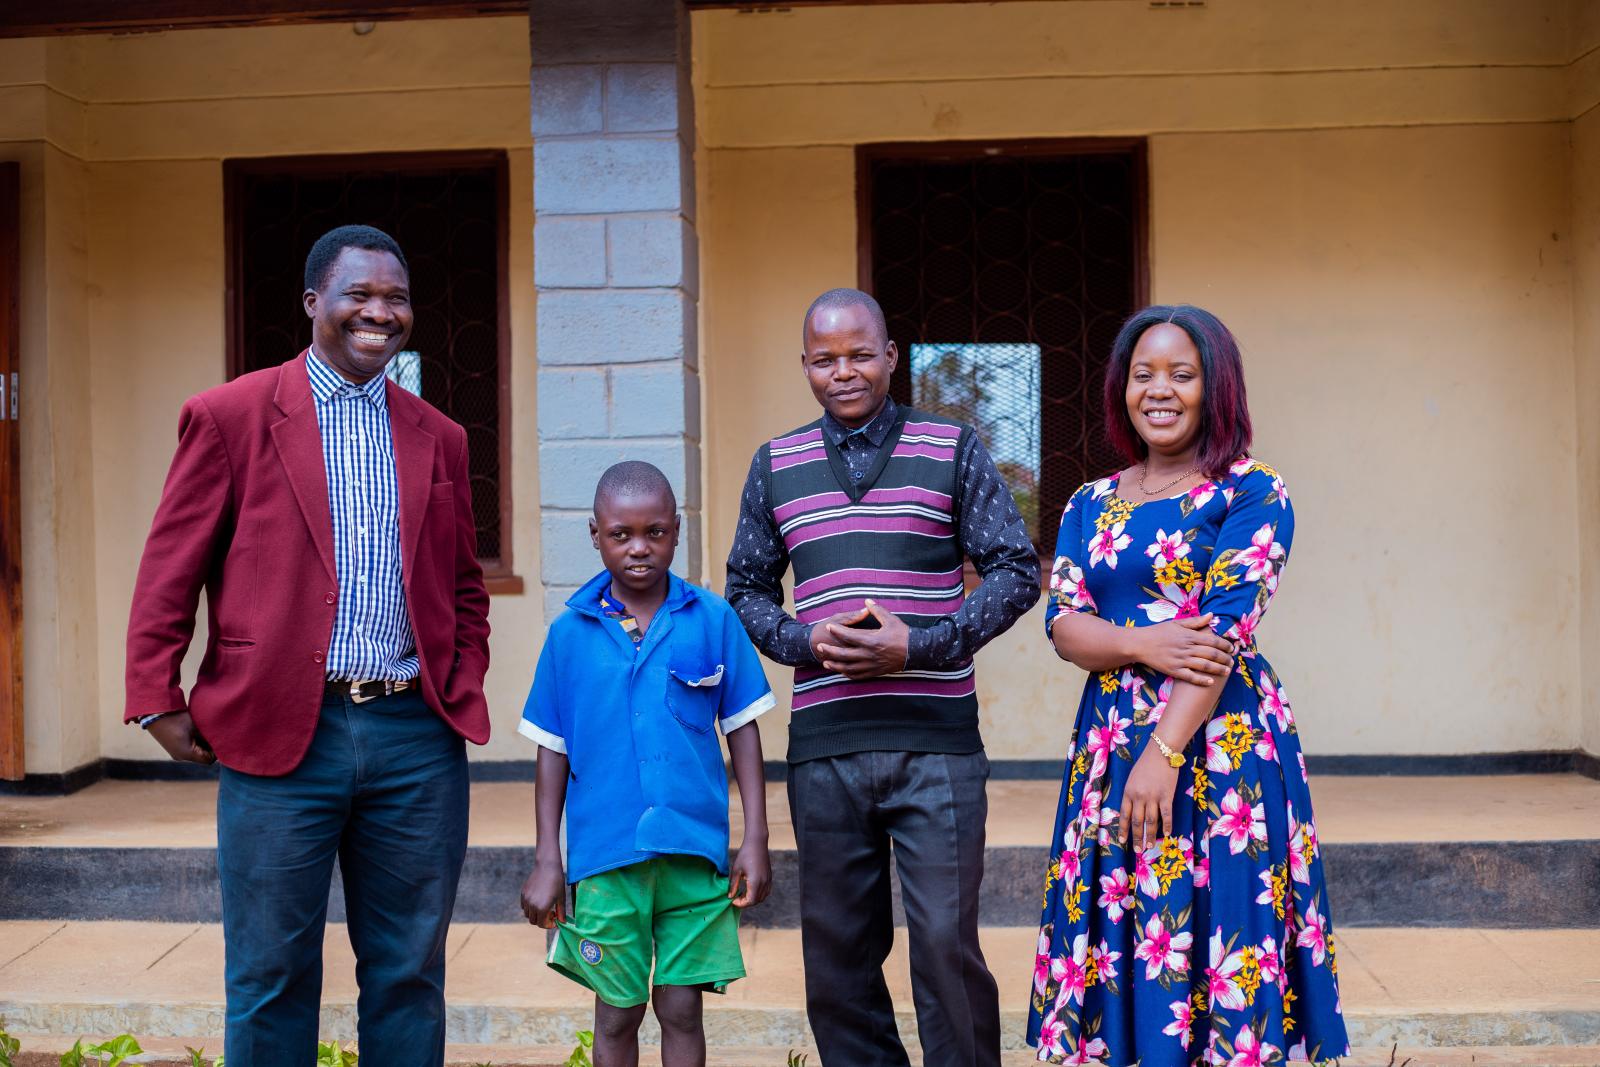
[809, 600, 910, 679]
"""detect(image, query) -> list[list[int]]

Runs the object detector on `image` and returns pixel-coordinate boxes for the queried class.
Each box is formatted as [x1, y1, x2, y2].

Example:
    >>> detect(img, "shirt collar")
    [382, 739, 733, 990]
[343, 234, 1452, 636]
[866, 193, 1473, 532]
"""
[307, 348, 389, 411]
[822, 395, 897, 448]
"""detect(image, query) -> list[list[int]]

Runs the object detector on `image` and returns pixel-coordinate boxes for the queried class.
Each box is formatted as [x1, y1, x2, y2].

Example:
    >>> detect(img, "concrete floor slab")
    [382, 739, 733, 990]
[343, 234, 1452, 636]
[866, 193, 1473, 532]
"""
[4, 774, 1598, 850]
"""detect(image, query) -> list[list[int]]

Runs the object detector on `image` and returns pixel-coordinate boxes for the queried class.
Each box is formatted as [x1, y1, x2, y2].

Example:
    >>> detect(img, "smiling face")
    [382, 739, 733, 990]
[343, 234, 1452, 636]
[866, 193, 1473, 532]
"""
[302, 246, 414, 383]
[590, 488, 679, 600]
[1125, 323, 1205, 461]
[802, 302, 898, 428]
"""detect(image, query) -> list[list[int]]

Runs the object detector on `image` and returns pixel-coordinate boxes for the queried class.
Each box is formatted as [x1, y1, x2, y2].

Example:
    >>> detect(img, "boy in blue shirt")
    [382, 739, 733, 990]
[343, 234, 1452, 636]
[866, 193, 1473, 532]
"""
[519, 461, 775, 1066]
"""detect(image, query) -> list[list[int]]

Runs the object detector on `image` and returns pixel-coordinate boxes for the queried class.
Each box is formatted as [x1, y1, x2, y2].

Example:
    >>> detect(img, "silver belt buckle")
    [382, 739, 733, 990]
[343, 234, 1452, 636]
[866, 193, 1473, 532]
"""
[349, 679, 410, 704]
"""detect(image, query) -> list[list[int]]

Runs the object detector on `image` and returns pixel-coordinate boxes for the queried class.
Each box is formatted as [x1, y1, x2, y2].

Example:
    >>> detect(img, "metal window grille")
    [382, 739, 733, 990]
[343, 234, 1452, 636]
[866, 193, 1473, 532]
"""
[868, 145, 1144, 552]
[227, 153, 509, 567]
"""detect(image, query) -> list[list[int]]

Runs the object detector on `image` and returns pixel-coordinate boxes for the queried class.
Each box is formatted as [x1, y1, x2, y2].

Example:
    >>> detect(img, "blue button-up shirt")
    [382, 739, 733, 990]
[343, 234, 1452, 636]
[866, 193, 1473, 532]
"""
[519, 571, 776, 883]
[307, 350, 418, 682]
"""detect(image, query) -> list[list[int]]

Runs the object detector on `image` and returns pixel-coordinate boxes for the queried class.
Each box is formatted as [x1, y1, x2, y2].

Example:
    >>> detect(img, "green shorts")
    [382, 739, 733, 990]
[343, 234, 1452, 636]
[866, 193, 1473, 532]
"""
[548, 854, 744, 1008]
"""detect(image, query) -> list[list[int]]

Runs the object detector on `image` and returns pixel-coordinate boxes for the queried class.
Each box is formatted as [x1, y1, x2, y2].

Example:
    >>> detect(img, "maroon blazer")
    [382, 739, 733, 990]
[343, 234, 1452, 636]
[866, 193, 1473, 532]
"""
[125, 352, 492, 776]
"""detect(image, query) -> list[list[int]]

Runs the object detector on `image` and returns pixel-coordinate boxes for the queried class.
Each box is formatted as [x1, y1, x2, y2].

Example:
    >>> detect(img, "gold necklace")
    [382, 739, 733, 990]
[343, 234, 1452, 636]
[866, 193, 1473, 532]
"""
[1138, 462, 1198, 497]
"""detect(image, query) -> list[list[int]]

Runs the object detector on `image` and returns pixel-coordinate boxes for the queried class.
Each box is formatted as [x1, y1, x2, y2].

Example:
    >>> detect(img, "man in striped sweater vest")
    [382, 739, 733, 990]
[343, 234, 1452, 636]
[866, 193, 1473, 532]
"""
[726, 289, 1040, 1067]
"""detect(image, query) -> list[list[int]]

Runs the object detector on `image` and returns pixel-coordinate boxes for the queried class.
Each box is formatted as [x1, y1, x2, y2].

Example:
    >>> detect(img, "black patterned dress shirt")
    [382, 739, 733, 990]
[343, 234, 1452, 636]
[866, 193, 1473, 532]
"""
[725, 397, 1042, 671]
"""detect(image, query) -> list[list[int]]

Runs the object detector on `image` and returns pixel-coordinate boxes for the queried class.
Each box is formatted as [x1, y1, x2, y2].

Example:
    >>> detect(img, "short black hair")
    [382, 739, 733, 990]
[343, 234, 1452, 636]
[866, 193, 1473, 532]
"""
[303, 225, 409, 292]
[802, 287, 888, 347]
[593, 461, 677, 512]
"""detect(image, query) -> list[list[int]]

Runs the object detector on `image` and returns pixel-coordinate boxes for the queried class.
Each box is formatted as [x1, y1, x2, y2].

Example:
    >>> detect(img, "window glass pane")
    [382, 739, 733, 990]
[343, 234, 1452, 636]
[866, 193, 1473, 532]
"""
[385, 350, 423, 397]
[910, 342, 1041, 538]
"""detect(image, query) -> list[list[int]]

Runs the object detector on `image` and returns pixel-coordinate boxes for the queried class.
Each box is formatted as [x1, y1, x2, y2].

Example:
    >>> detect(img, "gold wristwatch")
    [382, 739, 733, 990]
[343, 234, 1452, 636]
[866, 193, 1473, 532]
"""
[1151, 734, 1186, 769]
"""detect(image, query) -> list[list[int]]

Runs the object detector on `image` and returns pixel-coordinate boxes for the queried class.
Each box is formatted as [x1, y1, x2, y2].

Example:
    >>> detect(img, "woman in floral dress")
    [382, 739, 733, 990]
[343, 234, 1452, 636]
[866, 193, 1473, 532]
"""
[1028, 305, 1348, 1066]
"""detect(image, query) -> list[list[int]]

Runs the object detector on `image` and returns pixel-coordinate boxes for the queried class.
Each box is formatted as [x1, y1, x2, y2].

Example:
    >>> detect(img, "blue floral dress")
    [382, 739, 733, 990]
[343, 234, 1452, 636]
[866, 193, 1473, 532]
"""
[1027, 458, 1348, 1066]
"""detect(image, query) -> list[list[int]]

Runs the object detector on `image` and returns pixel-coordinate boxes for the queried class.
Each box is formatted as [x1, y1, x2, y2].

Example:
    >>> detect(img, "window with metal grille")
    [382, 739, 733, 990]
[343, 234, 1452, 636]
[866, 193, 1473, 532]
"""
[861, 141, 1147, 555]
[225, 151, 512, 577]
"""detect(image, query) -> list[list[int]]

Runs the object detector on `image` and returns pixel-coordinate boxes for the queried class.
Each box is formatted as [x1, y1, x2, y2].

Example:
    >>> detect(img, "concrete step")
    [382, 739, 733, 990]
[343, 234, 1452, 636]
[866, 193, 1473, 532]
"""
[2, 923, 1598, 1053]
[4, 1043, 1600, 1067]
[3, 776, 1599, 927]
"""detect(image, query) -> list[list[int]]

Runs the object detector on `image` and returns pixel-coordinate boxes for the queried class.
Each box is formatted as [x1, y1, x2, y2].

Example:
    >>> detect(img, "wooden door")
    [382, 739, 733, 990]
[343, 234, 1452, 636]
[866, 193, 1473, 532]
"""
[0, 163, 21, 780]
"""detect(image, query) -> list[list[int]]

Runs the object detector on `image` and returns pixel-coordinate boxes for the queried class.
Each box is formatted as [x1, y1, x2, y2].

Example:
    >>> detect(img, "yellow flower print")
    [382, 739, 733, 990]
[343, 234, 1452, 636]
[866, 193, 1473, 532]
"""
[1150, 836, 1190, 895]
[1283, 986, 1298, 1032]
[1096, 497, 1134, 532]
[1153, 557, 1200, 591]
[1191, 765, 1210, 808]
[1099, 671, 1119, 694]
[1205, 559, 1241, 592]
[1065, 879, 1088, 922]
[1237, 946, 1263, 1005]
[1217, 712, 1256, 770]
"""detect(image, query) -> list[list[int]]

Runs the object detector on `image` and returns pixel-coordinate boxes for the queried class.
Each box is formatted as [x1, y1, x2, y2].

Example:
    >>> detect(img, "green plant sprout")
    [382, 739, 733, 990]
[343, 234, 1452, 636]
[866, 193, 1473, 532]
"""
[58, 1034, 143, 1067]
[565, 1029, 594, 1067]
[0, 1018, 20, 1067]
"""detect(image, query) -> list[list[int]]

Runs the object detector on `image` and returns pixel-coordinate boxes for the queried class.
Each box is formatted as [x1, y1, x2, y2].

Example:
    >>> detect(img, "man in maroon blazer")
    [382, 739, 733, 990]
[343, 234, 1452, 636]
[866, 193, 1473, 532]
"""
[125, 225, 491, 1067]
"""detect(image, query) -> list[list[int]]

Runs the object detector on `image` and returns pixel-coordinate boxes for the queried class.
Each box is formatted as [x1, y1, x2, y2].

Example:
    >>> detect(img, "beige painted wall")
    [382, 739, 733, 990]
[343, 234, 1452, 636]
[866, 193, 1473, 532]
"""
[694, 1, 1594, 758]
[0, 18, 540, 773]
[1572, 15, 1600, 757]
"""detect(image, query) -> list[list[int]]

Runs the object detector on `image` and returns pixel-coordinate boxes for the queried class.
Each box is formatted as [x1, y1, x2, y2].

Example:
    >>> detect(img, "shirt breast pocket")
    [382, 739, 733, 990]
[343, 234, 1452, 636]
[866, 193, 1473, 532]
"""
[666, 661, 724, 734]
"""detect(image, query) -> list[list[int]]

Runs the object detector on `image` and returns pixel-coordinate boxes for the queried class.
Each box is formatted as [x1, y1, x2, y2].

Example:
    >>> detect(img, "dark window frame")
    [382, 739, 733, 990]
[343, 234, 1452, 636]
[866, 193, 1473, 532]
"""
[223, 149, 520, 593]
[855, 137, 1150, 582]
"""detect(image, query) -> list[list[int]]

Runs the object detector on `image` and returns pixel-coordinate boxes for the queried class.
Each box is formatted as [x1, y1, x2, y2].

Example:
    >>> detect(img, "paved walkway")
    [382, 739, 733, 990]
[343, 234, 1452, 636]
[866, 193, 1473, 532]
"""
[2, 923, 1598, 1051]
[5, 773, 1600, 849]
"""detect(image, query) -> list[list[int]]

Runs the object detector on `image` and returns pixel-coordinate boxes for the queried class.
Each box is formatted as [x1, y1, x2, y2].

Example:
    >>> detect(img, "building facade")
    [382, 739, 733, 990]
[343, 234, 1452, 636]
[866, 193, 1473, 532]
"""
[1, 0, 1598, 784]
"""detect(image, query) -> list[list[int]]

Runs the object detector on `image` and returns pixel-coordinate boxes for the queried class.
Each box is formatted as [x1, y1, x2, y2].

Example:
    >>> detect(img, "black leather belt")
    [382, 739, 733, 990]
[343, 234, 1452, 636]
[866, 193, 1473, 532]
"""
[325, 678, 416, 704]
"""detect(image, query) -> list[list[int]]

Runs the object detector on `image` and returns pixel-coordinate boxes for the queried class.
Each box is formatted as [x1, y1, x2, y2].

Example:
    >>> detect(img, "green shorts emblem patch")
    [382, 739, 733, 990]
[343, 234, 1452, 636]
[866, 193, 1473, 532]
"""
[579, 938, 604, 965]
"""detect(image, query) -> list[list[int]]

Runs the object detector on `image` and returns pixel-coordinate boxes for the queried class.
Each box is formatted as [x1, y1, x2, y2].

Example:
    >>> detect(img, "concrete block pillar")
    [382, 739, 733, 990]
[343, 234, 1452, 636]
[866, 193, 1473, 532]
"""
[531, 0, 701, 616]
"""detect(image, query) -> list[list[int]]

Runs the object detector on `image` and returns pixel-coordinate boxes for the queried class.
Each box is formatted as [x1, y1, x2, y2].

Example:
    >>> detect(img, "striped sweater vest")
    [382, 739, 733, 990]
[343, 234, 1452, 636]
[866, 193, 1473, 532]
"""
[764, 407, 982, 762]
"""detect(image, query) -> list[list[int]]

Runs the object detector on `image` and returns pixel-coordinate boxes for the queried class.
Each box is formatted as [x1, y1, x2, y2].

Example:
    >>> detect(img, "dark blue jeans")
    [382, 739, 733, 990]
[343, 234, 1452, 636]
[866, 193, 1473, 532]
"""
[216, 689, 469, 1067]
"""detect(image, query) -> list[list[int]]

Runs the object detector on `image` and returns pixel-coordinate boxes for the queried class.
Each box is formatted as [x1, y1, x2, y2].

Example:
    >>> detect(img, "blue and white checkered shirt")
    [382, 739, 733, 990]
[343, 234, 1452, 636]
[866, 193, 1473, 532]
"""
[307, 350, 418, 682]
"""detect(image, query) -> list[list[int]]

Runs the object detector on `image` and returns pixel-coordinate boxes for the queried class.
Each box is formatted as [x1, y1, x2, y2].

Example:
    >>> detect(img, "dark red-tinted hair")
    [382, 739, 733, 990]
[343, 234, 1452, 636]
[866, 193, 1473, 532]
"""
[1102, 304, 1253, 480]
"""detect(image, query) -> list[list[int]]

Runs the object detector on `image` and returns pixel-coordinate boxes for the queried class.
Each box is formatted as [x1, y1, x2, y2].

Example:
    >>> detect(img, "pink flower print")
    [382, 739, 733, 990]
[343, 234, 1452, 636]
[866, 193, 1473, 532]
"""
[1051, 559, 1097, 614]
[1228, 1024, 1280, 1067]
[1090, 477, 1116, 500]
[1297, 751, 1308, 782]
[1257, 935, 1284, 988]
[1061, 1037, 1109, 1066]
[1163, 998, 1194, 1050]
[1033, 929, 1053, 995]
[1134, 844, 1160, 897]
[1037, 1010, 1068, 1058]
[1194, 833, 1212, 888]
[1092, 939, 1122, 986]
[1287, 1037, 1310, 1063]
[1146, 528, 1190, 563]
[1270, 474, 1289, 507]
[1234, 524, 1286, 583]
[1140, 580, 1203, 623]
[1297, 899, 1330, 965]
[1204, 716, 1235, 774]
[1206, 927, 1248, 1012]
[1227, 606, 1262, 653]
[1229, 456, 1255, 477]
[1085, 714, 1131, 779]
[1050, 933, 1090, 1008]
[1258, 676, 1294, 731]
[1134, 914, 1193, 981]
[1255, 725, 1278, 763]
[1132, 676, 1173, 726]
[1099, 867, 1136, 922]
[1059, 847, 1082, 888]
[1187, 481, 1217, 510]
[1287, 809, 1316, 885]
[1088, 522, 1132, 569]
[1210, 788, 1267, 855]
